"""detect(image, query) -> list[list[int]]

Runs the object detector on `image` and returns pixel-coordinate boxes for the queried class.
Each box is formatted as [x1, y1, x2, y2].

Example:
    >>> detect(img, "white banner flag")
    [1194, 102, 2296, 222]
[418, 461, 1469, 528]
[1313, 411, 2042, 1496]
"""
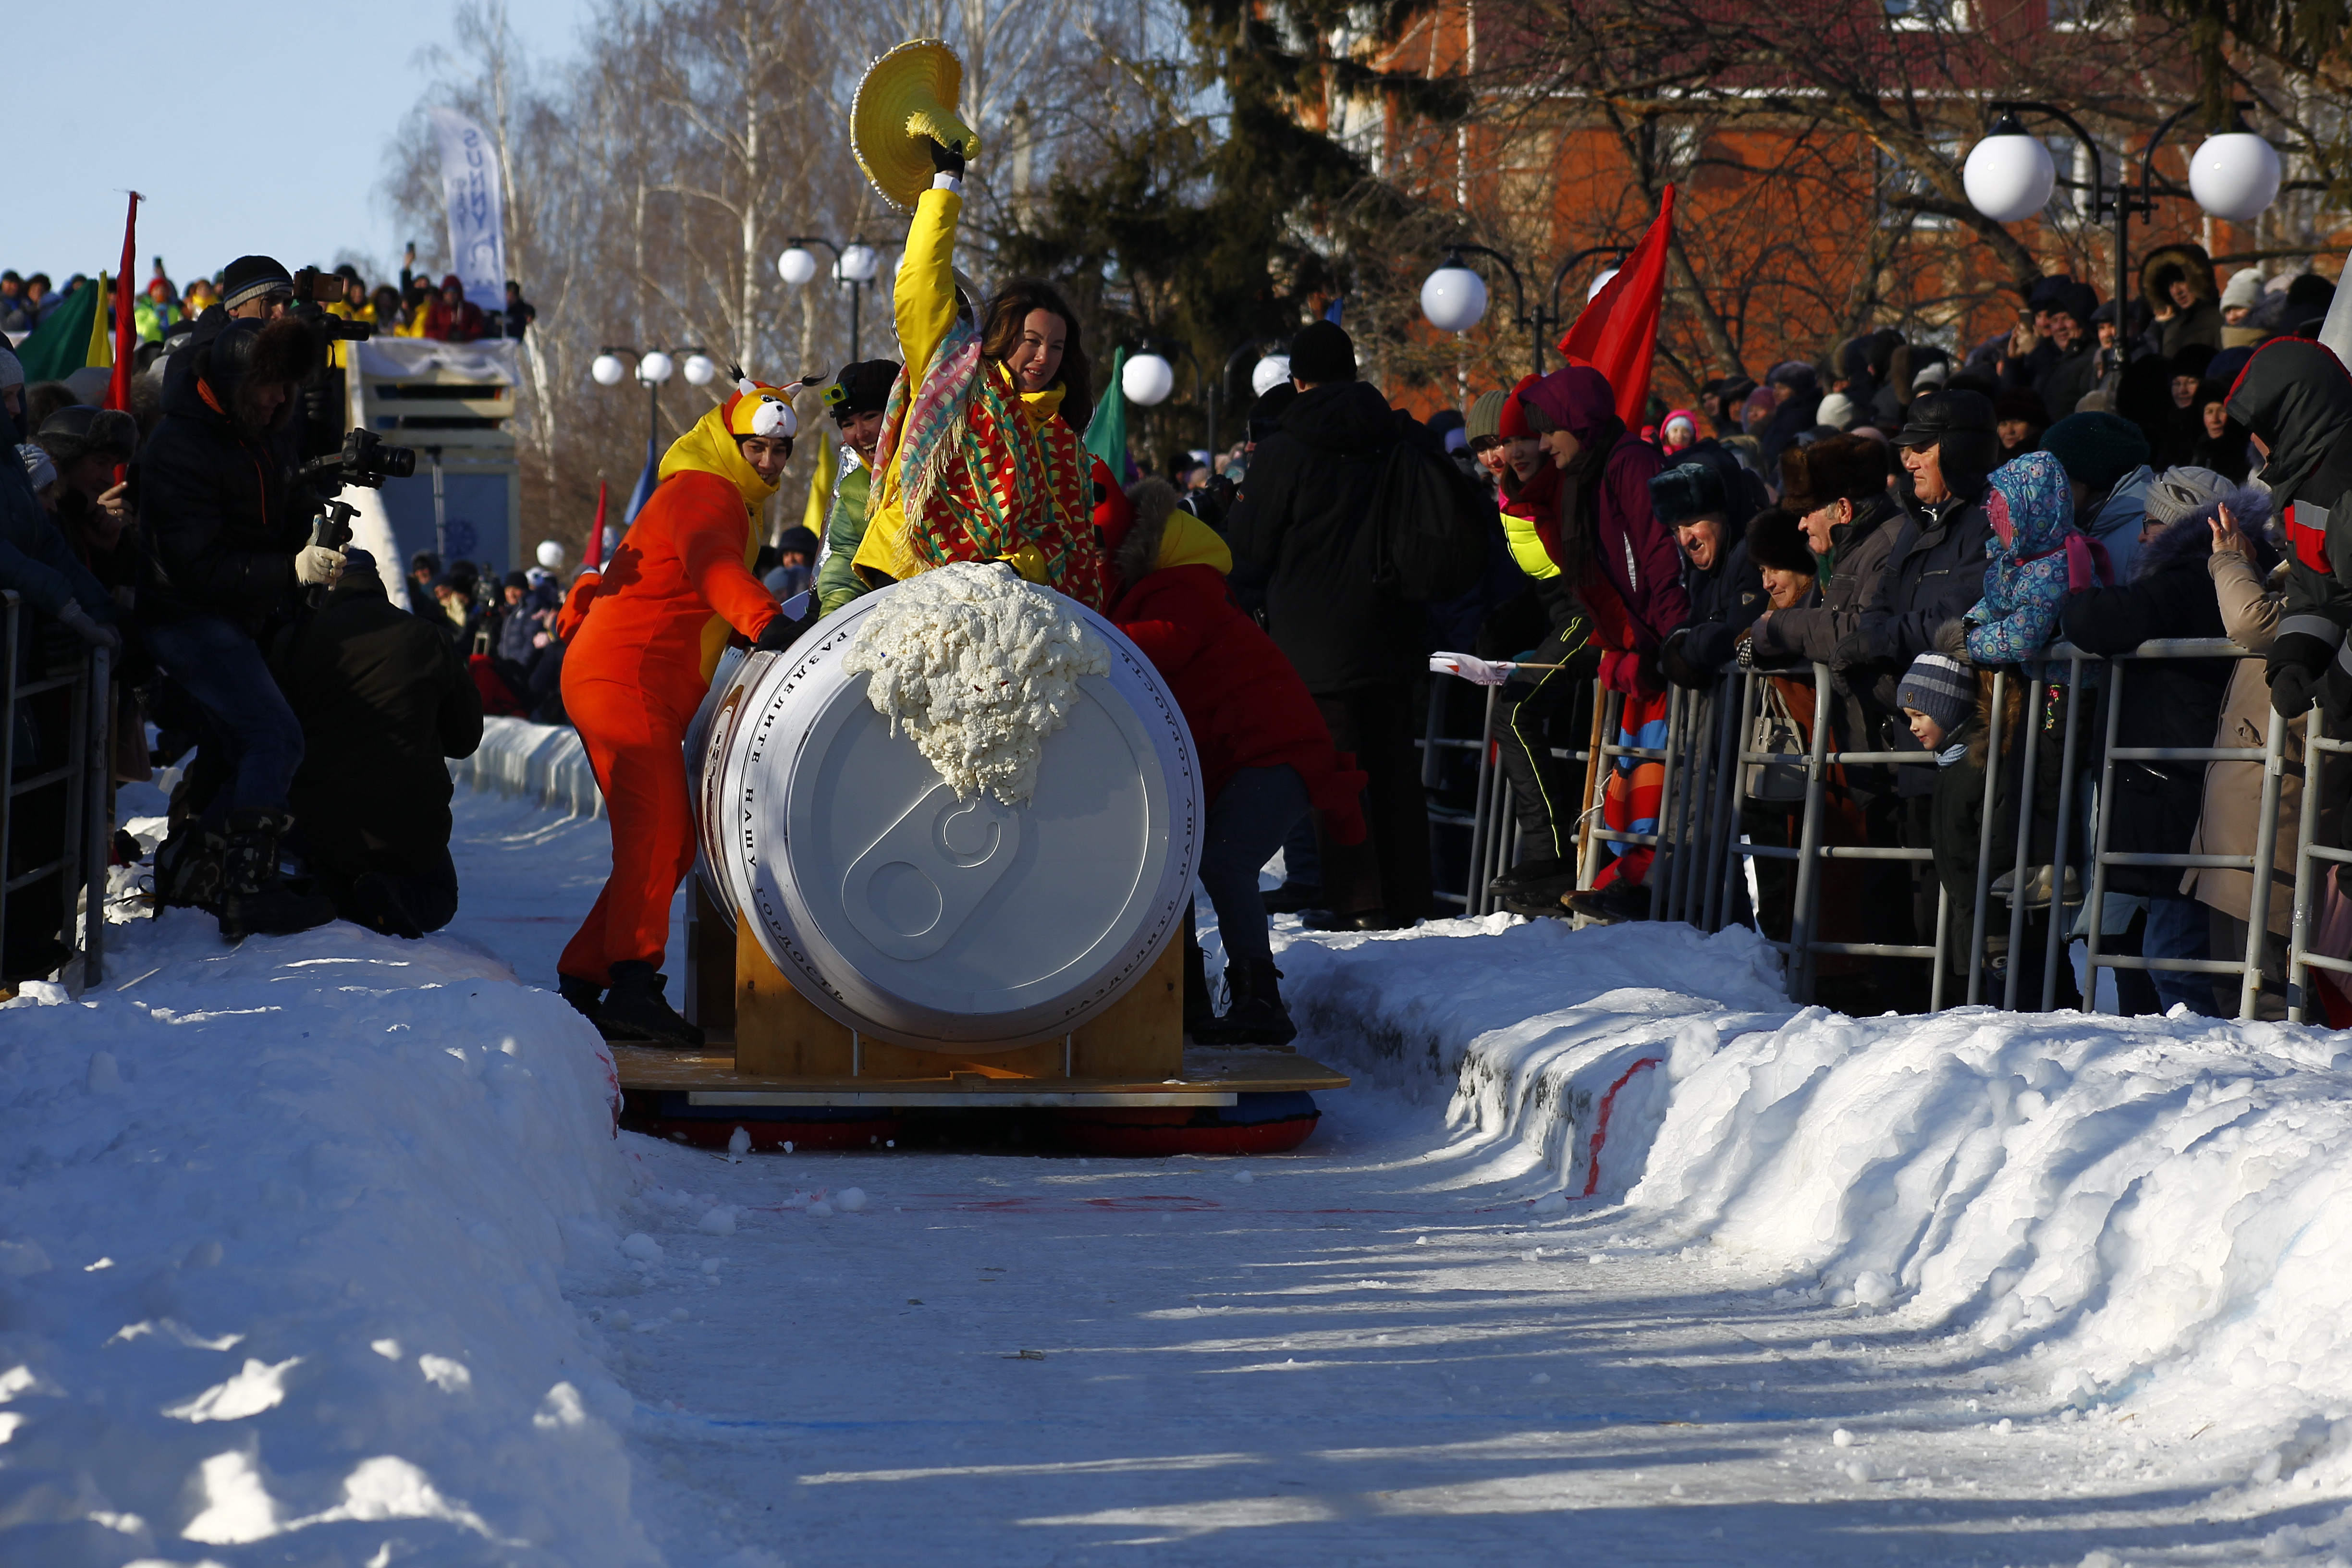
[427, 106, 507, 317]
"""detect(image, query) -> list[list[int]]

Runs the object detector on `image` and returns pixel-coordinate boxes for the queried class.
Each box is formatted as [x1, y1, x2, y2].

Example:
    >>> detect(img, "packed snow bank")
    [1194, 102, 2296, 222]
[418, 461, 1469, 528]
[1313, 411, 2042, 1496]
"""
[1266, 916, 1792, 1198]
[1632, 1003, 2352, 1472]
[449, 715, 603, 818]
[0, 911, 652, 1567]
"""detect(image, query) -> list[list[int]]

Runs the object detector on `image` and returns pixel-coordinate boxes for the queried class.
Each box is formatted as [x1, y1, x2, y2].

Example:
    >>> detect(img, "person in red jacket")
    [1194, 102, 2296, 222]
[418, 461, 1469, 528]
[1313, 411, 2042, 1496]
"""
[556, 375, 816, 1044]
[1488, 366, 1691, 923]
[1109, 478, 1365, 1045]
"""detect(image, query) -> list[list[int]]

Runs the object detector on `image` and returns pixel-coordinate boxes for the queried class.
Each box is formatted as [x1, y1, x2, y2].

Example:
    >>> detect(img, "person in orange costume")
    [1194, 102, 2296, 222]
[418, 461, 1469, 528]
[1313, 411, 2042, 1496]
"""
[555, 375, 816, 1045]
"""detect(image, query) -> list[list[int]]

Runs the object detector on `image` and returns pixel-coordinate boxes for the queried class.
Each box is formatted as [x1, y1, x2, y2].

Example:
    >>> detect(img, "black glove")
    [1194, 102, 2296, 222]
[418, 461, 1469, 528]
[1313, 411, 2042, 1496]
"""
[2267, 615, 2340, 718]
[928, 136, 966, 179]
[754, 590, 817, 654]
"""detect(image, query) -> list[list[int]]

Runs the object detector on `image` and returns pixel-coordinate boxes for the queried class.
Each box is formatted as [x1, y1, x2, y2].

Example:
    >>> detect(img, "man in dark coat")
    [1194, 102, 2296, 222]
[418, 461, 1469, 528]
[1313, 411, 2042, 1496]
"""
[270, 548, 484, 937]
[137, 313, 344, 939]
[2058, 502, 2252, 1015]
[1223, 320, 1442, 930]
[1656, 451, 1764, 682]
[2033, 283, 2102, 426]
[2228, 340, 2352, 723]
[1861, 390, 2000, 990]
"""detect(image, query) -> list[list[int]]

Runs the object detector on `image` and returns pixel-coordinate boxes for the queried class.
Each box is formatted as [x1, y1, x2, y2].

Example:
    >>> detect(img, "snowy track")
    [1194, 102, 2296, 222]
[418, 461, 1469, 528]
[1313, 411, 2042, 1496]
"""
[8, 774, 2352, 1564]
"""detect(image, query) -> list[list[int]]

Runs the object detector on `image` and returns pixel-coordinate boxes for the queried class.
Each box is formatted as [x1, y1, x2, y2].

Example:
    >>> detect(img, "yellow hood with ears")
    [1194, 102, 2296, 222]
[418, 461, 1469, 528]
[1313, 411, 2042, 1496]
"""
[660, 398, 784, 513]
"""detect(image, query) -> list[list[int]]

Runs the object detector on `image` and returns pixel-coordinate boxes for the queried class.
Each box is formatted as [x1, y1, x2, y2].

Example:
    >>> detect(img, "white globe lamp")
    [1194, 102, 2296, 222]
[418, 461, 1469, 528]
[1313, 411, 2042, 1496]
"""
[1420, 259, 1488, 333]
[1963, 118, 2058, 223]
[1123, 352, 1176, 407]
[1250, 355, 1292, 398]
[2189, 130, 2282, 222]
[590, 353, 627, 387]
[839, 243, 882, 283]
[638, 350, 675, 385]
[682, 354, 717, 387]
[778, 247, 819, 286]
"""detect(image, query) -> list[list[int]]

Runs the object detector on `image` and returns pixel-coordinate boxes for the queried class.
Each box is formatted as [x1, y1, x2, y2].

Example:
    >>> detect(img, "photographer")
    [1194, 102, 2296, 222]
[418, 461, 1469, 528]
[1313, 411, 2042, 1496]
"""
[270, 547, 483, 938]
[138, 313, 343, 941]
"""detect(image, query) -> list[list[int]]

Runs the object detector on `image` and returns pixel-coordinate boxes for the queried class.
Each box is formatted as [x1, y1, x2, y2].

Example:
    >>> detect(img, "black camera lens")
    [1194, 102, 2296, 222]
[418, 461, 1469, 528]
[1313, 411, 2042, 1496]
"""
[377, 446, 417, 480]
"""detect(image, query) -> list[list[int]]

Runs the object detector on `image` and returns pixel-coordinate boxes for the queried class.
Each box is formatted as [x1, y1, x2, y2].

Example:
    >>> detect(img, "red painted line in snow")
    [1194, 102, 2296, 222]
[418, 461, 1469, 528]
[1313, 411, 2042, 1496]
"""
[1580, 1056, 1662, 1198]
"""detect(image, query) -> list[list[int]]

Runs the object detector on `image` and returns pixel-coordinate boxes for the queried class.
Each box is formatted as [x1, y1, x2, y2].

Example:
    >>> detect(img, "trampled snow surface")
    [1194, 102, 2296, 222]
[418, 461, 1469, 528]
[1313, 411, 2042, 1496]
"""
[10, 775, 2352, 1563]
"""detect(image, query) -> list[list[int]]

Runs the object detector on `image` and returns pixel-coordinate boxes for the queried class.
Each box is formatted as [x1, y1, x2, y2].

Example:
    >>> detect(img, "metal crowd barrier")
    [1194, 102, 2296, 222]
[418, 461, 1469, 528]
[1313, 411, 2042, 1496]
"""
[1433, 635, 2309, 1023]
[0, 591, 112, 992]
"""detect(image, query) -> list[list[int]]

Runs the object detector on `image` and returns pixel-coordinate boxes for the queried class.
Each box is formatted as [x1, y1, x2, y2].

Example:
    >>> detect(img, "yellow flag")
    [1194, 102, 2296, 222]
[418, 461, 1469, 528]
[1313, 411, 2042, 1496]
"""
[88, 273, 112, 369]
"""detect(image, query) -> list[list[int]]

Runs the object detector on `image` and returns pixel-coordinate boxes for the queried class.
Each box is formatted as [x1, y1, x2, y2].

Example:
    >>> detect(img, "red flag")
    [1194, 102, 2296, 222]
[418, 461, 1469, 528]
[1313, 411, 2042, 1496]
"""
[108, 193, 141, 415]
[584, 480, 608, 571]
[1557, 185, 1676, 429]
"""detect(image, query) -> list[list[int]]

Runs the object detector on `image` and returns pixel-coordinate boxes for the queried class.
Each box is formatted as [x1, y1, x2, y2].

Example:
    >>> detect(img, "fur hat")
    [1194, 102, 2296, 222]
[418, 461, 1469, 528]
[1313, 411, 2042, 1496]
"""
[1778, 432, 1889, 514]
[1898, 653, 1973, 737]
[35, 404, 138, 469]
[203, 316, 319, 405]
[1288, 321, 1356, 385]
[1649, 460, 1728, 525]
[1744, 506, 1816, 576]
[2042, 411, 2151, 492]
[1116, 476, 1180, 587]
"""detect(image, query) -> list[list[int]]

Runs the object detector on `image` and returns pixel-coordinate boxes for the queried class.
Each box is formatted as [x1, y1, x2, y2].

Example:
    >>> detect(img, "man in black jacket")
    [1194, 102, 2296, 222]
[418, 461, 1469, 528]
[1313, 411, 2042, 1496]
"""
[1223, 321, 1434, 930]
[1656, 450, 1764, 682]
[139, 314, 346, 940]
[271, 549, 484, 937]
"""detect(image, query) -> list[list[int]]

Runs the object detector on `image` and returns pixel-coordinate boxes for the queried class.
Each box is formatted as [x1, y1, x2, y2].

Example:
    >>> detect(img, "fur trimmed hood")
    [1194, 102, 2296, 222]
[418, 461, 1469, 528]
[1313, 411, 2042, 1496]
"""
[2142, 243, 2218, 307]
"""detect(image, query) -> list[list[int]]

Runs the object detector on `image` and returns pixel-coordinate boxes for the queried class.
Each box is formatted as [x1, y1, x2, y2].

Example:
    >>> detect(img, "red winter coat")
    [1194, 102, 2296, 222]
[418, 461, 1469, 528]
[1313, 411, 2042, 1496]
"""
[1112, 528, 1367, 845]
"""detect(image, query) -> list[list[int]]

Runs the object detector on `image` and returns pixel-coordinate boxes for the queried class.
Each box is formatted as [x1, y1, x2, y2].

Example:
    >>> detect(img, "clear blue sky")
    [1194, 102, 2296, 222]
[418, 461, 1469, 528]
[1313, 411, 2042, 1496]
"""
[11, 1, 584, 290]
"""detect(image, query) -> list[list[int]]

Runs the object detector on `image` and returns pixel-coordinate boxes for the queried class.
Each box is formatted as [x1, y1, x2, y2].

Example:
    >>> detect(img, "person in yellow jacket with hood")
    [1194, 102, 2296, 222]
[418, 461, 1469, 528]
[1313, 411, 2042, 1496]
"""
[850, 134, 1110, 609]
[555, 374, 816, 1045]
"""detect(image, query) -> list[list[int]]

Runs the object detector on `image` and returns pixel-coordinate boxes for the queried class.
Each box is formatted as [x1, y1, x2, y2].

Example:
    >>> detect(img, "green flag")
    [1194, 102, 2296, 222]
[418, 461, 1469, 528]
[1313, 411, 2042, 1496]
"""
[16, 279, 105, 383]
[1083, 344, 1127, 475]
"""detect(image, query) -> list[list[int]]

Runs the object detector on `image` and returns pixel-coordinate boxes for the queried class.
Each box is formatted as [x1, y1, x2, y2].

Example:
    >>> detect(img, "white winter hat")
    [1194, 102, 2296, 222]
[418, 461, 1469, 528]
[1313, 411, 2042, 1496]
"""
[1911, 360, 1950, 392]
[536, 539, 567, 570]
[1815, 392, 1858, 430]
[2220, 269, 2263, 312]
[1250, 355, 1292, 399]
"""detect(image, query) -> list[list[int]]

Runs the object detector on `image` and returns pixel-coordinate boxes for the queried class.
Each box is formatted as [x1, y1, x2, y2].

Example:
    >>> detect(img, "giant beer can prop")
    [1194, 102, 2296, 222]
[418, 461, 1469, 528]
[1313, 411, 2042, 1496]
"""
[692, 585, 1200, 1051]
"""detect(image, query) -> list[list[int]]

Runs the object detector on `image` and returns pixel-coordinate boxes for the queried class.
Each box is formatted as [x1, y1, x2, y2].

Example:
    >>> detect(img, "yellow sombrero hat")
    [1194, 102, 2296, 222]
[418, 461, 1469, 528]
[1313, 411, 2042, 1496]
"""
[851, 38, 982, 213]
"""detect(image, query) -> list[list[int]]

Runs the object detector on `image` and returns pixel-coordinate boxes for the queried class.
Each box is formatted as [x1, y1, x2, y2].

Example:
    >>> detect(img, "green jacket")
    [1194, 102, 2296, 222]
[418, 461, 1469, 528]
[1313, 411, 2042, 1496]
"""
[815, 459, 874, 614]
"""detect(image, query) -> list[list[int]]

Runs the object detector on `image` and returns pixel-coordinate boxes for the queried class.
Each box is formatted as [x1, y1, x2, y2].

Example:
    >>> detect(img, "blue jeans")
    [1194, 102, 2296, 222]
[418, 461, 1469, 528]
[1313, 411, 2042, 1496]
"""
[1198, 766, 1312, 969]
[145, 614, 305, 827]
[2143, 894, 2219, 1015]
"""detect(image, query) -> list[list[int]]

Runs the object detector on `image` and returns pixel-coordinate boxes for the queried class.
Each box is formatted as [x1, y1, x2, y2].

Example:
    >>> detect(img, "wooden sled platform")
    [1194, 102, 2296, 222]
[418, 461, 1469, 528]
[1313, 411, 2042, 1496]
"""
[617, 890, 1351, 1110]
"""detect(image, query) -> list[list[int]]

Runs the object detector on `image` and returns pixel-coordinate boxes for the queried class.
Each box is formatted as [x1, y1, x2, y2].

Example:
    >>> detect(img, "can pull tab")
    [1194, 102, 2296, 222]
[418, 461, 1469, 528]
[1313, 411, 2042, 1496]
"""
[840, 785, 1023, 960]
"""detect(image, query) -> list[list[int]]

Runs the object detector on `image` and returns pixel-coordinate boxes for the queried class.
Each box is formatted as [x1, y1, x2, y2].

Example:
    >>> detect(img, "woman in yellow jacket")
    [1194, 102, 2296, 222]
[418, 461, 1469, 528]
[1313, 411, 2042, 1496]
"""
[851, 135, 1110, 609]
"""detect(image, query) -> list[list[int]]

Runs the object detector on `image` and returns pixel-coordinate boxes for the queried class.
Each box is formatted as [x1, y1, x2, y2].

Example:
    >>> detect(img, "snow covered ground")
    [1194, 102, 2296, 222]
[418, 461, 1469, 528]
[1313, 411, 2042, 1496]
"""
[9, 761, 2352, 1564]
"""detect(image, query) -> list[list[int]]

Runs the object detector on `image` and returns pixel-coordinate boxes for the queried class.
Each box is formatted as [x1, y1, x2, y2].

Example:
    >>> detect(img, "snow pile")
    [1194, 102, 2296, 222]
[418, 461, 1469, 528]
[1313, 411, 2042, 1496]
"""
[1629, 1005, 2352, 1460]
[841, 561, 1109, 803]
[1268, 915, 1790, 1197]
[0, 912, 653, 1567]
[448, 715, 604, 818]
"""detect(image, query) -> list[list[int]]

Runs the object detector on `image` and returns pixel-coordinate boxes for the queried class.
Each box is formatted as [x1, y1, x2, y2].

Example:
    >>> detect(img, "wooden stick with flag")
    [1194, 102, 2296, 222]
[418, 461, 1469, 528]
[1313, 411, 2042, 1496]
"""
[108, 193, 142, 413]
[1556, 185, 1676, 429]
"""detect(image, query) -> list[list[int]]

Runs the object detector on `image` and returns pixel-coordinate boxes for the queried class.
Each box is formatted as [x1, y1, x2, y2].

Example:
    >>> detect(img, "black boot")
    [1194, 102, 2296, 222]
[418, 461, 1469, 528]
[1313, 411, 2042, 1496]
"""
[218, 809, 337, 941]
[600, 960, 703, 1048]
[1564, 879, 1651, 925]
[558, 973, 605, 1024]
[1488, 856, 1574, 895]
[1216, 959, 1297, 1048]
[1182, 919, 1216, 1042]
[156, 821, 229, 912]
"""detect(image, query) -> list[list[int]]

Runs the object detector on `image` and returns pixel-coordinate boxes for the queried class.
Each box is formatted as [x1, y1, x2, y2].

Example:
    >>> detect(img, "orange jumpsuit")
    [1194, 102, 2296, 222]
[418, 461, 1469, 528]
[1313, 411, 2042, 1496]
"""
[559, 403, 783, 987]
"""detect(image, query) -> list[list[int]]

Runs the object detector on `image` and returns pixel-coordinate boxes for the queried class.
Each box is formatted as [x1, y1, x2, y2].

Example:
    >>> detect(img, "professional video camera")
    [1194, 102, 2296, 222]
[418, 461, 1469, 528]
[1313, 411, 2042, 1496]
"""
[295, 428, 418, 606]
[288, 268, 376, 460]
[291, 266, 374, 345]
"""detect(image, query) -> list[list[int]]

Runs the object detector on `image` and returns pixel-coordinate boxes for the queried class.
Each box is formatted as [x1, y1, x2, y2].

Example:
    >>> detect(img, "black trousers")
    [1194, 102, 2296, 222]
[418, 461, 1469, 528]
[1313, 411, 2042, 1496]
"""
[1493, 616, 1598, 864]
[1312, 684, 1433, 921]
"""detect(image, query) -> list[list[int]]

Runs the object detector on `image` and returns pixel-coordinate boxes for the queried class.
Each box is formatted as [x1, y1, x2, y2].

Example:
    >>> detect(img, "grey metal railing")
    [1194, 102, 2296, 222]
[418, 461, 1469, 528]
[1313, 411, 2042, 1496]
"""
[0, 591, 112, 991]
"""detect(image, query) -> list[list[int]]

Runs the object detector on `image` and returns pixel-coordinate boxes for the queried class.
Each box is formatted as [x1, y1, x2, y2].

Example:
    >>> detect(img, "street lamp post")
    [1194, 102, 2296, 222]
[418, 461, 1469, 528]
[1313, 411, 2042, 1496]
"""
[592, 345, 715, 457]
[1420, 243, 1630, 378]
[1963, 100, 2280, 327]
[779, 236, 883, 362]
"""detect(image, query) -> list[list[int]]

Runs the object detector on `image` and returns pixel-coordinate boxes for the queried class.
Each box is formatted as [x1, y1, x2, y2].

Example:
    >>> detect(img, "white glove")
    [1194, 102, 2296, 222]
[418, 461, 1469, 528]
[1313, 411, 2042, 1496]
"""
[295, 545, 346, 587]
[54, 601, 122, 651]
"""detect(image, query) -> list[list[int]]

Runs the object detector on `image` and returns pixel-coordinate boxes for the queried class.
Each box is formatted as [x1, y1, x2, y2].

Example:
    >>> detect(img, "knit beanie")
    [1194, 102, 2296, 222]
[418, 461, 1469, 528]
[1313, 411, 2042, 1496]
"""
[1287, 320, 1357, 384]
[0, 346, 22, 392]
[1465, 389, 1508, 444]
[2142, 465, 2270, 533]
[1898, 653, 1973, 737]
[219, 255, 294, 313]
[1745, 507, 1817, 575]
[1815, 392, 1858, 431]
[2220, 269, 2263, 312]
[2041, 411, 2151, 492]
[825, 359, 901, 421]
